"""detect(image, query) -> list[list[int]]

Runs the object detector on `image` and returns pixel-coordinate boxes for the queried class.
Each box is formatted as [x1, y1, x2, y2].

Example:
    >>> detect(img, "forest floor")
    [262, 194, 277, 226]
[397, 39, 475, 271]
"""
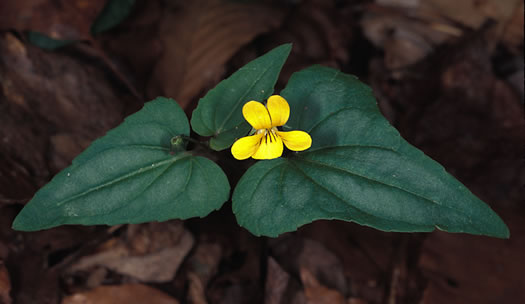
[0, 0, 524, 303]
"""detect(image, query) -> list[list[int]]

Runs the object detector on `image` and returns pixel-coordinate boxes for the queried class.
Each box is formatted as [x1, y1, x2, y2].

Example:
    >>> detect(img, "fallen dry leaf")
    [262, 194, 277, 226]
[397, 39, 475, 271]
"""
[69, 222, 194, 283]
[501, 1, 524, 52]
[298, 221, 402, 303]
[188, 242, 222, 286]
[347, 298, 368, 304]
[298, 239, 347, 295]
[300, 267, 346, 304]
[0, 0, 106, 40]
[0, 262, 11, 304]
[149, 0, 285, 108]
[364, 0, 523, 69]
[0, 31, 130, 192]
[419, 210, 525, 304]
[271, 236, 347, 295]
[62, 284, 180, 304]
[361, 5, 456, 69]
[422, 0, 522, 29]
[0, 154, 37, 205]
[264, 257, 290, 304]
[97, 0, 163, 95]
[188, 272, 208, 304]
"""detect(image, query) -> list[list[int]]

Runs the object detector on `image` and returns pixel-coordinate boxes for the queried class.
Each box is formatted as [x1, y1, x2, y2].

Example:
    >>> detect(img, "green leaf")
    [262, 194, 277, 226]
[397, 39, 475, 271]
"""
[190, 44, 291, 151]
[232, 65, 509, 238]
[91, 0, 136, 34]
[13, 97, 230, 231]
[27, 31, 73, 50]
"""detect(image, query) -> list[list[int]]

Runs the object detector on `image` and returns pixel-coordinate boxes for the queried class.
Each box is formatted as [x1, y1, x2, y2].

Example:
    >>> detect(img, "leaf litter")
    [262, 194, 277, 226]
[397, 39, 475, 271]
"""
[0, 0, 523, 303]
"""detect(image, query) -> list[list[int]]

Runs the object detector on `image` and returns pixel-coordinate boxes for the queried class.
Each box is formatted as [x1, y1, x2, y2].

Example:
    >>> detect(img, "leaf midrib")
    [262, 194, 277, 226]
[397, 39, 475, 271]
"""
[287, 160, 411, 226]
[293, 154, 486, 233]
[56, 153, 192, 207]
[305, 105, 380, 134]
[215, 64, 274, 133]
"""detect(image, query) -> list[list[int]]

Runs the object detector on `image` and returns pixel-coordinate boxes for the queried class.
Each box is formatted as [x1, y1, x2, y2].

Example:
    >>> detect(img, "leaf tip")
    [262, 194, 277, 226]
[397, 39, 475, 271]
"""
[494, 222, 511, 239]
[11, 211, 35, 232]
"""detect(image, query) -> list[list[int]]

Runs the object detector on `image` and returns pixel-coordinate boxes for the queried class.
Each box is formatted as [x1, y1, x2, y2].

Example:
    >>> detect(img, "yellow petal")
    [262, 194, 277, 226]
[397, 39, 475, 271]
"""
[277, 130, 312, 151]
[231, 133, 264, 160]
[252, 131, 283, 159]
[242, 101, 272, 130]
[267, 95, 290, 127]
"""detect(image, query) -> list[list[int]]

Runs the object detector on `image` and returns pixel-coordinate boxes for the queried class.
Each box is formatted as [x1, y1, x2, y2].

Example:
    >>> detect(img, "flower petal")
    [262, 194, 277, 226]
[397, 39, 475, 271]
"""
[267, 95, 290, 127]
[243, 101, 272, 130]
[277, 130, 312, 151]
[231, 133, 264, 160]
[252, 131, 284, 159]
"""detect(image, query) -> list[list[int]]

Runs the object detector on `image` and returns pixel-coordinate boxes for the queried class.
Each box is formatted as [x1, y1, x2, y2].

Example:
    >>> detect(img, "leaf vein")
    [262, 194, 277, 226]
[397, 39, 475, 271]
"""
[56, 154, 191, 207]
[216, 63, 274, 133]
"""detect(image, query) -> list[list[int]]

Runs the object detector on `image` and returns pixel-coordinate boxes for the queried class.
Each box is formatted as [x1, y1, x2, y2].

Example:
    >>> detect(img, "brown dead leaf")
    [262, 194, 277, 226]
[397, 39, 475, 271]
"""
[364, 0, 523, 69]
[347, 299, 368, 304]
[298, 239, 347, 295]
[0, 153, 37, 205]
[422, 0, 522, 29]
[501, 1, 524, 52]
[149, 0, 285, 108]
[271, 236, 347, 295]
[300, 267, 346, 304]
[361, 7, 454, 69]
[62, 284, 180, 304]
[0, 31, 130, 194]
[0, 0, 106, 40]
[97, 0, 163, 95]
[188, 242, 222, 286]
[69, 222, 194, 283]
[0, 262, 11, 304]
[264, 257, 290, 304]
[188, 272, 208, 304]
[0, 244, 7, 261]
[419, 211, 525, 304]
[206, 230, 264, 304]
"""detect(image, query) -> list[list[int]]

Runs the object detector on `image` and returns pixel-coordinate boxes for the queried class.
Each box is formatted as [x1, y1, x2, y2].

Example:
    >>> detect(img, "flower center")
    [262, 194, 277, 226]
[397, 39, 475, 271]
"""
[256, 127, 279, 144]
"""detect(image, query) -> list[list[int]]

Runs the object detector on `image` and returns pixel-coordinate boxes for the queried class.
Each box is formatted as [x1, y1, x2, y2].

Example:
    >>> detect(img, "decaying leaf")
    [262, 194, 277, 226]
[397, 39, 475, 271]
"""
[0, 31, 130, 192]
[149, 0, 285, 107]
[264, 257, 290, 304]
[0, 0, 106, 40]
[362, 0, 523, 69]
[0, 262, 11, 304]
[187, 272, 208, 304]
[422, 0, 522, 29]
[68, 222, 194, 283]
[500, 1, 524, 52]
[62, 284, 180, 304]
[418, 217, 525, 304]
[300, 267, 346, 304]
[188, 242, 222, 286]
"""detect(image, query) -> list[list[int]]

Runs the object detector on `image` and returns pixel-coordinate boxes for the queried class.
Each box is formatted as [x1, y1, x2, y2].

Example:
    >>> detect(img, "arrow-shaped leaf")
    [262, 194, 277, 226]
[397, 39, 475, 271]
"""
[13, 97, 230, 231]
[191, 44, 291, 151]
[232, 66, 509, 238]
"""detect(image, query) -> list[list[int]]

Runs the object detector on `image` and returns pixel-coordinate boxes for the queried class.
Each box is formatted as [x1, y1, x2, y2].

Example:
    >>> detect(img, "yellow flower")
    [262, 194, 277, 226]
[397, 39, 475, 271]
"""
[231, 95, 312, 160]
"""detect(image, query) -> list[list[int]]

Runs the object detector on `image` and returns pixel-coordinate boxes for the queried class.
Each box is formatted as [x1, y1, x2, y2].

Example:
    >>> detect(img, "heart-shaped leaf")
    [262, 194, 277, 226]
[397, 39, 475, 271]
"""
[191, 44, 291, 151]
[13, 97, 230, 231]
[232, 66, 509, 238]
